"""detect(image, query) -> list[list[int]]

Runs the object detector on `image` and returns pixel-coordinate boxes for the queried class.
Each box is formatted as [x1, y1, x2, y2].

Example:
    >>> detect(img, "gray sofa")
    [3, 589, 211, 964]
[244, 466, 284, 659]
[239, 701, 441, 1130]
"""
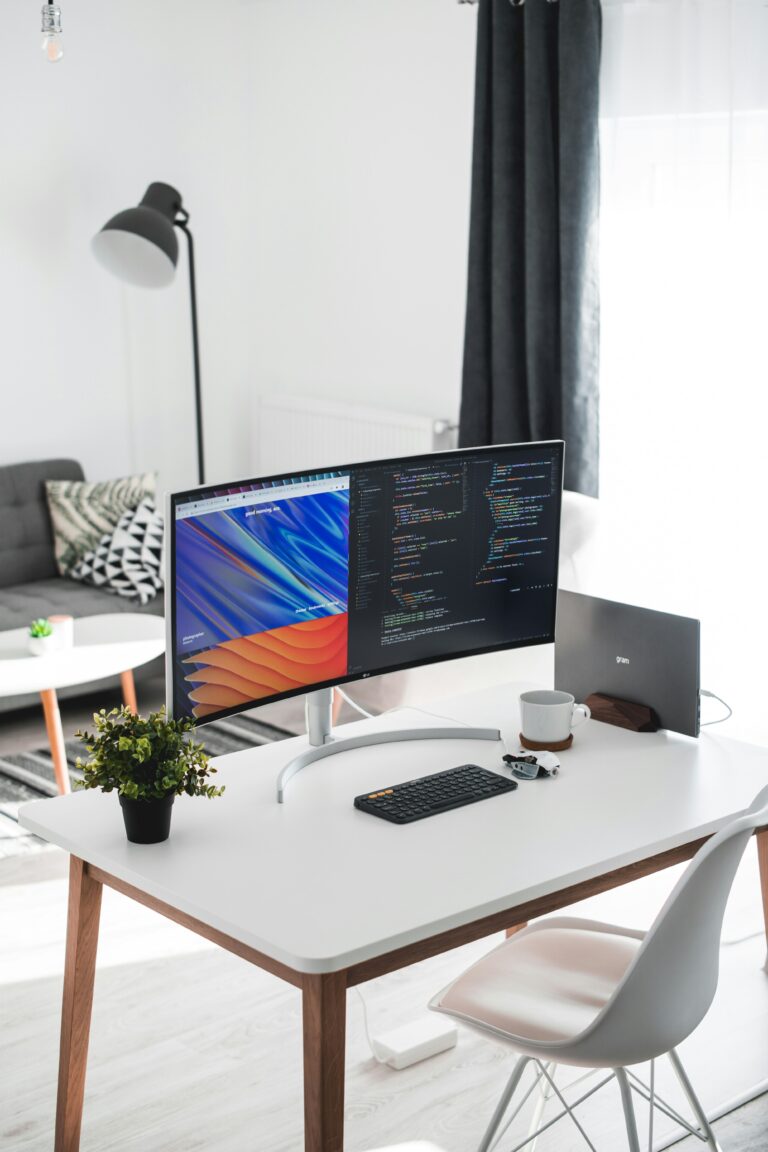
[0, 459, 163, 712]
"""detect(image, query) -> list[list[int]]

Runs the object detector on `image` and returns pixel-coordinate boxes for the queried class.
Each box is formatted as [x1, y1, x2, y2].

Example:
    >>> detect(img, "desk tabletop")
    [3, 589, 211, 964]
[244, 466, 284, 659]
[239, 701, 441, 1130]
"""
[19, 683, 768, 974]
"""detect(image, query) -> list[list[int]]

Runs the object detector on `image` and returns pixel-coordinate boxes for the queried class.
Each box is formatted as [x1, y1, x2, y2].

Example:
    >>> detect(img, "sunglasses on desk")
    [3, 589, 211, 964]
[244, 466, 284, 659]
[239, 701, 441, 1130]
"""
[502, 754, 559, 780]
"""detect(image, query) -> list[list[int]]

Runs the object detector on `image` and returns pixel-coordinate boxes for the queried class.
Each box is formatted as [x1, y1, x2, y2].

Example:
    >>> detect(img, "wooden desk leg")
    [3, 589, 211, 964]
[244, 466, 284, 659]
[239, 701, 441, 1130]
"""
[302, 972, 347, 1152]
[41, 688, 71, 795]
[120, 670, 138, 714]
[757, 829, 768, 967]
[56, 857, 103, 1152]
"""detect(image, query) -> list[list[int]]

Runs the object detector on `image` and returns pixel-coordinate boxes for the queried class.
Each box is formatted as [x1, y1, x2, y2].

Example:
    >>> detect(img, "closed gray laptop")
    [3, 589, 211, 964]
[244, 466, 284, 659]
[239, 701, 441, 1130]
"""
[555, 590, 701, 737]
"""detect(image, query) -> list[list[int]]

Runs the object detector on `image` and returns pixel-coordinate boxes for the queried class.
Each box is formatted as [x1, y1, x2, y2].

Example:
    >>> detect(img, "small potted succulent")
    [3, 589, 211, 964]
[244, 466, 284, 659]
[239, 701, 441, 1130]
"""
[28, 617, 55, 656]
[75, 706, 224, 843]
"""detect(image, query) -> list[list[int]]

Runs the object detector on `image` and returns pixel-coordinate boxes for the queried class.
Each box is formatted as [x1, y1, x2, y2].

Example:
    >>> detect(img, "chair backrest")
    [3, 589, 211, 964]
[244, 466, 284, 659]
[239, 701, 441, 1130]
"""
[0, 458, 84, 587]
[559, 489, 599, 591]
[576, 786, 768, 1066]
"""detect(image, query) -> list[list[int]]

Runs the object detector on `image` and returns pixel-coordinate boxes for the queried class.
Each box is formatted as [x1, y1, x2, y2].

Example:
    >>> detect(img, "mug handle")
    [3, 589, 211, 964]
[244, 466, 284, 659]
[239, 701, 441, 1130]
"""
[571, 703, 591, 730]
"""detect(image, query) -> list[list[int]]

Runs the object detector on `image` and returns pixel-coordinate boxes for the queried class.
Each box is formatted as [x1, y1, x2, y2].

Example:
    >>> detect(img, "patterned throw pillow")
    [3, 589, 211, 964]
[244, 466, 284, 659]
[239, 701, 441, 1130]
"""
[46, 471, 156, 576]
[70, 499, 164, 606]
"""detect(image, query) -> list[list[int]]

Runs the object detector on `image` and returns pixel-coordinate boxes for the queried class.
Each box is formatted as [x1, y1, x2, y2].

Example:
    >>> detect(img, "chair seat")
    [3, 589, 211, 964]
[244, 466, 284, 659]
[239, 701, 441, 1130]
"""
[432, 918, 642, 1048]
[429, 798, 768, 1149]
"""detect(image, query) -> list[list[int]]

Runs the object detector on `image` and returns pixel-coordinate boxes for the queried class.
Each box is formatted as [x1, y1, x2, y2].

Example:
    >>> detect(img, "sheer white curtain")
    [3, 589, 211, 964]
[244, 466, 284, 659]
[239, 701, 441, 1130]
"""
[590, 0, 768, 742]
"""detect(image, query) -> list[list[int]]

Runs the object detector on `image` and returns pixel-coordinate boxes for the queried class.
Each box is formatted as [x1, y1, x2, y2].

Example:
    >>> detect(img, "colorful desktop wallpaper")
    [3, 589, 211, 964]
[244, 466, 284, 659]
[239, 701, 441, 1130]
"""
[174, 488, 349, 718]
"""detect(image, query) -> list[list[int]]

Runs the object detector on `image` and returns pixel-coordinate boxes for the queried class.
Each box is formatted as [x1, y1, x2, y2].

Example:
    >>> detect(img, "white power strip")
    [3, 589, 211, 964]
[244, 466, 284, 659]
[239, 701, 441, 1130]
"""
[369, 1144, 448, 1152]
[371, 1016, 458, 1070]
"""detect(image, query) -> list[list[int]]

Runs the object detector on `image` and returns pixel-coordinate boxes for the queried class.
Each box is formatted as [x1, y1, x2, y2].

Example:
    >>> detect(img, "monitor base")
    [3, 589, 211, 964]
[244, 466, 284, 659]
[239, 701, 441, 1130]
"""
[276, 688, 501, 802]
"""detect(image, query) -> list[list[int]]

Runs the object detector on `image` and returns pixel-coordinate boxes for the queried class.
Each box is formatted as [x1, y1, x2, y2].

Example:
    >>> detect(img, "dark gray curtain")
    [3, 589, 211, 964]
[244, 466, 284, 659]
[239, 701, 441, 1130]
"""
[459, 0, 601, 497]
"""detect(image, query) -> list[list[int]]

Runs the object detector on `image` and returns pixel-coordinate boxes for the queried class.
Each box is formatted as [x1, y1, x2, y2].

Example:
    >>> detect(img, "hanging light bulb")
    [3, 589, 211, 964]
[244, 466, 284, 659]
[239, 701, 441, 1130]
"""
[41, 5, 63, 64]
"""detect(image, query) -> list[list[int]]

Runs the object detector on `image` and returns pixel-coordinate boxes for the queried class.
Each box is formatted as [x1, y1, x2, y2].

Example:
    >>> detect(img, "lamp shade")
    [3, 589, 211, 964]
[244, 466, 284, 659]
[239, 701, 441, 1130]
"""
[92, 182, 182, 289]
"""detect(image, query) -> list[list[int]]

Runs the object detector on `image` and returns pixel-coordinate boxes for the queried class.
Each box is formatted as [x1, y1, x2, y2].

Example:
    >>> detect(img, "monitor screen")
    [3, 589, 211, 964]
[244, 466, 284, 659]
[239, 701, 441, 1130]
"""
[167, 441, 564, 723]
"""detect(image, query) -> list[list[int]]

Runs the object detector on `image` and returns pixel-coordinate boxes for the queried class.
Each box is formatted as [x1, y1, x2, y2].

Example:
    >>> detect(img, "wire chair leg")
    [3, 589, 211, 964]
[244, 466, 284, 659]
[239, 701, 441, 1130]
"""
[668, 1049, 723, 1152]
[477, 1056, 531, 1152]
[520, 1062, 555, 1152]
[615, 1067, 642, 1152]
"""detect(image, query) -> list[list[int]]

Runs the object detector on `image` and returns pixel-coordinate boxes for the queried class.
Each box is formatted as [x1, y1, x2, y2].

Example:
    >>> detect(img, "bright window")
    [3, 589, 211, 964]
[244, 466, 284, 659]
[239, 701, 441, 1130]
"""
[592, 0, 768, 743]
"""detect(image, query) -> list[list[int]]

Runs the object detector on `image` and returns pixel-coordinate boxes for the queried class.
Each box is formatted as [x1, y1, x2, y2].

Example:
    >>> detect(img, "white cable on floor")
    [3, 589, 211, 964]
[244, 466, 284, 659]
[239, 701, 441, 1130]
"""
[352, 985, 385, 1062]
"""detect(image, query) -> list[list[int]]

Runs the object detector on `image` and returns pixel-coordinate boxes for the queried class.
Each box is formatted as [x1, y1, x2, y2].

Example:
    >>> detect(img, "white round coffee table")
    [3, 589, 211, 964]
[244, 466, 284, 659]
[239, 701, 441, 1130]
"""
[0, 614, 165, 795]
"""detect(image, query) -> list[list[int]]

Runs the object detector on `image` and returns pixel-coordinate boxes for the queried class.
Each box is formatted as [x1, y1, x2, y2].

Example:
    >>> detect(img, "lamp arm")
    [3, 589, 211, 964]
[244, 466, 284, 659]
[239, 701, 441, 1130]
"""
[175, 220, 205, 486]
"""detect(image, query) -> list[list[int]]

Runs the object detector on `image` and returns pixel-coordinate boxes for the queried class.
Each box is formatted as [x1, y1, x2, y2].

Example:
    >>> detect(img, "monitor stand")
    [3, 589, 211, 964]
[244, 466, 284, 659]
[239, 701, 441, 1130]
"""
[276, 687, 501, 802]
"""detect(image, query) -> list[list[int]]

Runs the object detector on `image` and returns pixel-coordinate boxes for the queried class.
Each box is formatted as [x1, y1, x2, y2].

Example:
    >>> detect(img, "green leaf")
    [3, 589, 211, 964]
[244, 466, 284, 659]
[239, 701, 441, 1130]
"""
[73, 704, 221, 802]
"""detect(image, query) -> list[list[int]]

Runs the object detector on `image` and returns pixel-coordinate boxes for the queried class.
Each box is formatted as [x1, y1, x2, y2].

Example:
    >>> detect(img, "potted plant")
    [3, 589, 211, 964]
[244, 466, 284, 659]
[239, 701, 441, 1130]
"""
[27, 612, 56, 658]
[28, 617, 55, 656]
[75, 706, 224, 843]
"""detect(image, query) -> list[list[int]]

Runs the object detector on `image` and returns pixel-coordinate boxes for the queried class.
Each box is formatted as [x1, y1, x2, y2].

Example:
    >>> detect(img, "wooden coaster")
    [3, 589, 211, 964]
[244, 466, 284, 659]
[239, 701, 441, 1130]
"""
[519, 732, 574, 752]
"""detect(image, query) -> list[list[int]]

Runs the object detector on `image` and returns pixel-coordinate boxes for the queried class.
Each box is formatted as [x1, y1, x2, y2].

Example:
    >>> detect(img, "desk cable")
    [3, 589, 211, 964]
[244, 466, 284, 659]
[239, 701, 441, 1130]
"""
[334, 686, 375, 720]
[338, 690, 522, 776]
[352, 985, 388, 1062]
[335, 687, 497, 739]
[334, 688, 398, 1062]
[699, 690, 733, 726]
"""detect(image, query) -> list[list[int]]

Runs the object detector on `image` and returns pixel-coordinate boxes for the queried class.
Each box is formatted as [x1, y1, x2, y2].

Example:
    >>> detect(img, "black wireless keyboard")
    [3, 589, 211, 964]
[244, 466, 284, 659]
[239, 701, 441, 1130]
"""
[354, 763, 518, 824]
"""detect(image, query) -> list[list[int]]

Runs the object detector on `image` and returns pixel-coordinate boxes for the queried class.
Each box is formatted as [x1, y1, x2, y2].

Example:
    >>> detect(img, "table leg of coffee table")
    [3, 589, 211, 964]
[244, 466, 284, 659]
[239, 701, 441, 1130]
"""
[506, 922, 528, 939]
[41, 688, 71, 795]
[120, 670, 138, 714]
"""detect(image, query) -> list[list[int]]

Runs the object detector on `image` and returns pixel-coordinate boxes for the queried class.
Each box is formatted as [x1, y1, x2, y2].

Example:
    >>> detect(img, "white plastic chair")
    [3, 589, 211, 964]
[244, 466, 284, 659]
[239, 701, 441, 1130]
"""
[430, 787, 768, 1152]
[559, 489, 600, 591]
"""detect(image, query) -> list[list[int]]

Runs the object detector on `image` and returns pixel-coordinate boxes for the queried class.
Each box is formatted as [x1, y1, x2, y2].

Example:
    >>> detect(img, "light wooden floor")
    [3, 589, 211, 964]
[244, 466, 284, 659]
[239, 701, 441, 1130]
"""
[2, 659, 768, 1151]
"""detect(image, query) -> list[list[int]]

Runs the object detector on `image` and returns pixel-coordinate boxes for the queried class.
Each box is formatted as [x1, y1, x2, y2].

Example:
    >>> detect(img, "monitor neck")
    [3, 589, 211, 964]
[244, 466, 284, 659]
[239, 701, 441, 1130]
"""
[306, 687, 335, 747]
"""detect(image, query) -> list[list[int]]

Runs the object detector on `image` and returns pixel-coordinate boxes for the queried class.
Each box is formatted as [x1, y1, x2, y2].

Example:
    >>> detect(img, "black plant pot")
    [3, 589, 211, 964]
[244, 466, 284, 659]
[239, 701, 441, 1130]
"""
[119, 792, 175, 844]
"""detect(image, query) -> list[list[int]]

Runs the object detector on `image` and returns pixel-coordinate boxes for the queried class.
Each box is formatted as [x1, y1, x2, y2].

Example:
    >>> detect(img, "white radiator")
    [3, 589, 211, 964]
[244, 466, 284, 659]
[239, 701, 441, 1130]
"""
[255, 394, 456, 476]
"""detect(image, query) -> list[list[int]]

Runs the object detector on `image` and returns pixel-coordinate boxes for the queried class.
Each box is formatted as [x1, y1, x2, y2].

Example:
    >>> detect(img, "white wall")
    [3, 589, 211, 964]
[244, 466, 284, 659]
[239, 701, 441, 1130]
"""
[0, 0, 477, 493]
[0, 0, 253, 493]
[243, 0, 476, 431]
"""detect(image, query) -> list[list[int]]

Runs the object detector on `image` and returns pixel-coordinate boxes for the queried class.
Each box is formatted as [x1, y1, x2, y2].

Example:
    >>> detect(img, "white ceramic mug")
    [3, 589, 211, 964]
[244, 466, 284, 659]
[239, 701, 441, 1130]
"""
[519, 689, 591, 745]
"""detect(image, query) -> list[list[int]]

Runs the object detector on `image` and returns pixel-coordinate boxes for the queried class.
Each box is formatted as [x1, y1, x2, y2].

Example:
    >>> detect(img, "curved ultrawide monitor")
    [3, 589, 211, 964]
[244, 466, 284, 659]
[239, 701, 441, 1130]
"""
[167, 441, 564, 724]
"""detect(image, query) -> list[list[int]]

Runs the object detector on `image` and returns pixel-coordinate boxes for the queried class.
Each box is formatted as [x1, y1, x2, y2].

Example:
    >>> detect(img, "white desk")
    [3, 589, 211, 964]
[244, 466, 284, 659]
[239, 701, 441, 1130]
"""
[20, 682, 768, 1152]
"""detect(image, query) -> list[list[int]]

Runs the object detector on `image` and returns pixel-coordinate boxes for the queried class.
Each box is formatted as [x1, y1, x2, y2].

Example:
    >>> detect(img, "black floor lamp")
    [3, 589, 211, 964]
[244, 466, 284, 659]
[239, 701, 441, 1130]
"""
[92, 182, 206, 485]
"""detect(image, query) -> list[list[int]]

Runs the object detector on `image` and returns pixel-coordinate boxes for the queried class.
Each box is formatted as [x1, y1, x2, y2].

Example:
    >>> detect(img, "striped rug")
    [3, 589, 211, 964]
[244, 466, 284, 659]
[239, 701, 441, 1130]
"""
[0, 713, 294, 859]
